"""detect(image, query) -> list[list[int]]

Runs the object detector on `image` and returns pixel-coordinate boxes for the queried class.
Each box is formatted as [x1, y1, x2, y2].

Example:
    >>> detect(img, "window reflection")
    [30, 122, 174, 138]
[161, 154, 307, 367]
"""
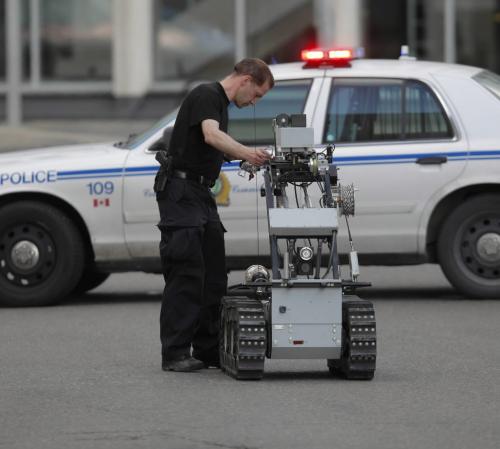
[40, 0, 112, 80]
[456, 0, 499, 74]
[245, 0, 315, 64]
[0, 0, 5, 79]
[154, 0, 234, 81]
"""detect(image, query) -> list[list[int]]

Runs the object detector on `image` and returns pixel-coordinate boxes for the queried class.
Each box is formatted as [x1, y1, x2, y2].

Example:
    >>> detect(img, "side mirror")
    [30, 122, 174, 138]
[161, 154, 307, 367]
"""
[148, 127, 173, 152]
[148, 139, 165, 153]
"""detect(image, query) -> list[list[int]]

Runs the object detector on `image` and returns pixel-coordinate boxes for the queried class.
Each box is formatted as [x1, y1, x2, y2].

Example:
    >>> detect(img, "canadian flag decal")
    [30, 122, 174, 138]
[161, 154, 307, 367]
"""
[93, 198, 110, 207]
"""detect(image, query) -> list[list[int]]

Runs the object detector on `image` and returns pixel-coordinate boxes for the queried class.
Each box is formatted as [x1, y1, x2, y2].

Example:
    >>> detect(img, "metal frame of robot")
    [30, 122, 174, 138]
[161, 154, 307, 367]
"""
[219, 113, 377, 380]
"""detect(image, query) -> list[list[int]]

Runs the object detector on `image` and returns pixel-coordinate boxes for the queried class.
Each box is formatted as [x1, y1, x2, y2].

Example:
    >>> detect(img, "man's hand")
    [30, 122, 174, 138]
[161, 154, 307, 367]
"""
[245, 148, 272, 167]
[202, 119, 273, 165]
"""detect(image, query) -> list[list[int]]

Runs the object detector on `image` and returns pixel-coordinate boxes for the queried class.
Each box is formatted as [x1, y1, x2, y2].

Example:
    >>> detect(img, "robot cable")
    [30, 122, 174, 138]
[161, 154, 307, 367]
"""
[253, 105, 260, 257]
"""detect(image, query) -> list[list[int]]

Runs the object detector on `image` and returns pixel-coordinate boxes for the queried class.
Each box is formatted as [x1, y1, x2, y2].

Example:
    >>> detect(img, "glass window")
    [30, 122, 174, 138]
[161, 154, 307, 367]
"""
[0, 0, 5, 80]
[40, 0, 112, 80]
[246, 0, 315, 64]
[323, 78, 452, 143]
[22, 0, 30, 81]
[364, 0, 408, 59]
[154, 0, 235, 81]
[404, 0, 499, 73]
[405, 81, 453, 139]
[456, 0, 499, 74]
[228, 79, 312, 145]
[324, 79, 403, 143]
[473, 70, 500, 100]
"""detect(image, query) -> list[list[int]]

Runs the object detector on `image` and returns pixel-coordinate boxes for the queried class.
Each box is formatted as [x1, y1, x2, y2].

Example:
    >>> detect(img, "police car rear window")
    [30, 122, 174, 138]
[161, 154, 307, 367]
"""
[228, 79, 312, 145]
[323, 78, 453, 143]
[473, 70, 500, 101]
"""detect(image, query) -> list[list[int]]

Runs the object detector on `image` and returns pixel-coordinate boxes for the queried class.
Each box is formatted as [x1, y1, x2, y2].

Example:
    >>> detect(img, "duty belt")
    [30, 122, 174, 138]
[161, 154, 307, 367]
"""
[172, 169, 215, 188]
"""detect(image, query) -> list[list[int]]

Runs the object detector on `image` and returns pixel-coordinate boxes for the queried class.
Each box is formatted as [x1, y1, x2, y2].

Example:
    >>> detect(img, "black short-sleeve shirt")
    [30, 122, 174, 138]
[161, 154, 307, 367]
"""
[169, 82, 229, 180]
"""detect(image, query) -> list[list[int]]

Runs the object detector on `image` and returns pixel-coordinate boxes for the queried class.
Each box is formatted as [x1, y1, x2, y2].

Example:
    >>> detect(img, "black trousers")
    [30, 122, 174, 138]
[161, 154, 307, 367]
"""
[156, 177, 227, 362]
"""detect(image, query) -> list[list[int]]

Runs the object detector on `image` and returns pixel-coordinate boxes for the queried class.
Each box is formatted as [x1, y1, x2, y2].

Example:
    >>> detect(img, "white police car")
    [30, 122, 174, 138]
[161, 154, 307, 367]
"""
[1, 49, 500, 306]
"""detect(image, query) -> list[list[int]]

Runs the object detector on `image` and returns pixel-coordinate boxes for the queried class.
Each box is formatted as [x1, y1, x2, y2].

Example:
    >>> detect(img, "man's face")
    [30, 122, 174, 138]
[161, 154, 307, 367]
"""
[234, 76, 271, 109]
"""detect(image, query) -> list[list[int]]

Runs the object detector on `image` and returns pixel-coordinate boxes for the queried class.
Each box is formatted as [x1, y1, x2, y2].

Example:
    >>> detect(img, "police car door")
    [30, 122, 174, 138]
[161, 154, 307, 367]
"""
[121, 113, 177, 260]
[315, 76, 467, 258]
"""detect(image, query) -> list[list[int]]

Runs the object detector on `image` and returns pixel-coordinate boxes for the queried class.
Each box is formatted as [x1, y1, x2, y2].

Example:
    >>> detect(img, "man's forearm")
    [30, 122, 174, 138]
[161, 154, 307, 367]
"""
[205, 128, 252, 160]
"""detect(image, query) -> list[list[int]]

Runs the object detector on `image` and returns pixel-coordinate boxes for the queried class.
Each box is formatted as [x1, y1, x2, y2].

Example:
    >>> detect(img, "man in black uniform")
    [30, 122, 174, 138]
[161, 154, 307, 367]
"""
[155, 58, 274, 372]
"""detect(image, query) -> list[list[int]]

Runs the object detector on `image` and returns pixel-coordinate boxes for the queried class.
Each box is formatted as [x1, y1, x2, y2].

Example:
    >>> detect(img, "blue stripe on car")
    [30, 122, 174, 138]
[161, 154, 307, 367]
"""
[54, 150, 500, 181]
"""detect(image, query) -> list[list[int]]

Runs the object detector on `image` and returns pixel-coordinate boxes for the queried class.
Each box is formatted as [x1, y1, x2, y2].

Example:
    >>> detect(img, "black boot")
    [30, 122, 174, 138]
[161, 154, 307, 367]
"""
[162, 355, 205, 372]
[192, 350, 220, 369]
[202, 359, 221, 369]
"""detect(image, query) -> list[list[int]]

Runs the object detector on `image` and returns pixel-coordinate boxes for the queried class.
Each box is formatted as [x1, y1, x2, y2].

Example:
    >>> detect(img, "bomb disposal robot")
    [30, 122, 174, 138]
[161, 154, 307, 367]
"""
[220, 113, 377, 380]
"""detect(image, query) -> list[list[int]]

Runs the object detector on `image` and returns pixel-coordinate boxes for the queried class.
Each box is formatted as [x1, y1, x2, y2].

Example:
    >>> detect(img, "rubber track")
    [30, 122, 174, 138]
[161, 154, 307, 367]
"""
[220, 297, 267, 380]
[340, 298, 377, 379]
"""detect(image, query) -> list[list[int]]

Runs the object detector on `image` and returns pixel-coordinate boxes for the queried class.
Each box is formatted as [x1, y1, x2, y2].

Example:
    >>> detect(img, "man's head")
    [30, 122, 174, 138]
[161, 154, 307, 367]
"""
[230, 58, 274, 108]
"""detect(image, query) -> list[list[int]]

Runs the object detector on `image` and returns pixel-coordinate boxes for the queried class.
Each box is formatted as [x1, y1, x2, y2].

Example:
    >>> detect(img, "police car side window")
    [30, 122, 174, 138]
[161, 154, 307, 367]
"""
[324, 79, 403, 143]
[323, 79, 452, 143]
[228, 80, 312, 145]
[405, 81, 453, 139]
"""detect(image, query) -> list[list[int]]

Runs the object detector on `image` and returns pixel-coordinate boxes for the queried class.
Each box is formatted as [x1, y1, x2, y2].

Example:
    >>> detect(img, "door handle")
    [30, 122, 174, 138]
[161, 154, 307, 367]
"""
[416, 156, 448, 165]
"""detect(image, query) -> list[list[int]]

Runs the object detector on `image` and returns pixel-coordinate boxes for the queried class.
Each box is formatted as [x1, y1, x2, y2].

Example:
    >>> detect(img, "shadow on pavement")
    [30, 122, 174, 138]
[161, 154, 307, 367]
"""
[262, 370, 334, 381]
[62, 286, 470, 307]
[65, 292, 162, 306]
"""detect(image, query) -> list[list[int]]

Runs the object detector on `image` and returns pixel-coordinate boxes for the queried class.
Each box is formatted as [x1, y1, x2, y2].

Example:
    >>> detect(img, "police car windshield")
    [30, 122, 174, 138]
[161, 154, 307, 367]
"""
[473, 70, 500, 101]
[117, 108, 179, 150]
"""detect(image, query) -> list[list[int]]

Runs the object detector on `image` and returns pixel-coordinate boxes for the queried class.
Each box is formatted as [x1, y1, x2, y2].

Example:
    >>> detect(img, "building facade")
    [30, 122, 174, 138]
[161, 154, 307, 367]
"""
[1, 0, 499, 121]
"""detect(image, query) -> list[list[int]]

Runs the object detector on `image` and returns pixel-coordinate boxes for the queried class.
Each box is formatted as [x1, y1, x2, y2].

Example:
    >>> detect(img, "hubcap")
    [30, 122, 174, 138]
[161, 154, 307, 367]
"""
[10, 240, 40, 270]
[0, 223, 56, 287]
[476, 233, 500, 264]
[459, 214, 500, 280]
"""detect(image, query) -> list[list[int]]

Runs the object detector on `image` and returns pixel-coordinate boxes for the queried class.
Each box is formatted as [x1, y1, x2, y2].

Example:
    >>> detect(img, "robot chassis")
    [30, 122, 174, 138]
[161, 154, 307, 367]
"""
[219, 114, 377, 380]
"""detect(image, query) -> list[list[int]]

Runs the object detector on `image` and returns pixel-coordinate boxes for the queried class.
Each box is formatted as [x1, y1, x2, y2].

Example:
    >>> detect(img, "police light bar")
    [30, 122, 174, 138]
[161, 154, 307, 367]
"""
[301, 48, 354, 68]
[301, 49, 327, 62]
[328, 49, 353, 59]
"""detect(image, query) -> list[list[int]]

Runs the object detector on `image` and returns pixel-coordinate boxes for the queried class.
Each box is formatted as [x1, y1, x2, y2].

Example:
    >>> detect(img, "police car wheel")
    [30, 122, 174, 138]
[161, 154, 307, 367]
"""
[437, 194, 500, 299]
[0, 201, 85, 306]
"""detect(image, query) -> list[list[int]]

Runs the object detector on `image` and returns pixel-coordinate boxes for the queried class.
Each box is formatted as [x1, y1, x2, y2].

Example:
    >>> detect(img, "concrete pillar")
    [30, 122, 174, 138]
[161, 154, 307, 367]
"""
[112, 0, 154, 98]
[314, 0, 363, 48]
[444, 0, 456, 63]
[29, 0, 41, 86]
[6, 0, 22, 126]
[235, 0, 247, 62]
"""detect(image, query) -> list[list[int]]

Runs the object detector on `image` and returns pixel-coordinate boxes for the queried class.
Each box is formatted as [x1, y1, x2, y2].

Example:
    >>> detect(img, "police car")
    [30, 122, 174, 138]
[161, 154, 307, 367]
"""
[1, 48, 500, 306]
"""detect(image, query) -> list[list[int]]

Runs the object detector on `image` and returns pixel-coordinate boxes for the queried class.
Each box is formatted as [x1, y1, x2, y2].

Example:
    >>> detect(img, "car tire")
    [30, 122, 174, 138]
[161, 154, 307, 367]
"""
[72, 266, 110, 296]
[0, 201, 85, 307]
[437, 194, 500, 299]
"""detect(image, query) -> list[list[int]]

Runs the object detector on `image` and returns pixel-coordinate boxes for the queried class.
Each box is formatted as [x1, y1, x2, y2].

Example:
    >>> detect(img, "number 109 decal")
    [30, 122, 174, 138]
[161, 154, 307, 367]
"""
[86, 181, 114, 195]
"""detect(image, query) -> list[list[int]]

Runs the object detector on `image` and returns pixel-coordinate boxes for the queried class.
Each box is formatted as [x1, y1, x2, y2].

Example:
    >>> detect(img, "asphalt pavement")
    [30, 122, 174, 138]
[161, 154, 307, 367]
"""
[1, 267, 499, 449]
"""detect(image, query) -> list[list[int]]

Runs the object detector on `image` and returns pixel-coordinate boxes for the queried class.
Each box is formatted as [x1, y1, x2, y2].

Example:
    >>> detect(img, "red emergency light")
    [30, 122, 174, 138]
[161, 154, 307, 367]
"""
[301, 49, 326, 62]
[301, 48, 354, 68]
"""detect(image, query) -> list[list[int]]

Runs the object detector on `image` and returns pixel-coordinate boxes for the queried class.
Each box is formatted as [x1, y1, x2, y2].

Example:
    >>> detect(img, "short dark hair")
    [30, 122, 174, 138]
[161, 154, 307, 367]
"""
[233, 58, 275, 88]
